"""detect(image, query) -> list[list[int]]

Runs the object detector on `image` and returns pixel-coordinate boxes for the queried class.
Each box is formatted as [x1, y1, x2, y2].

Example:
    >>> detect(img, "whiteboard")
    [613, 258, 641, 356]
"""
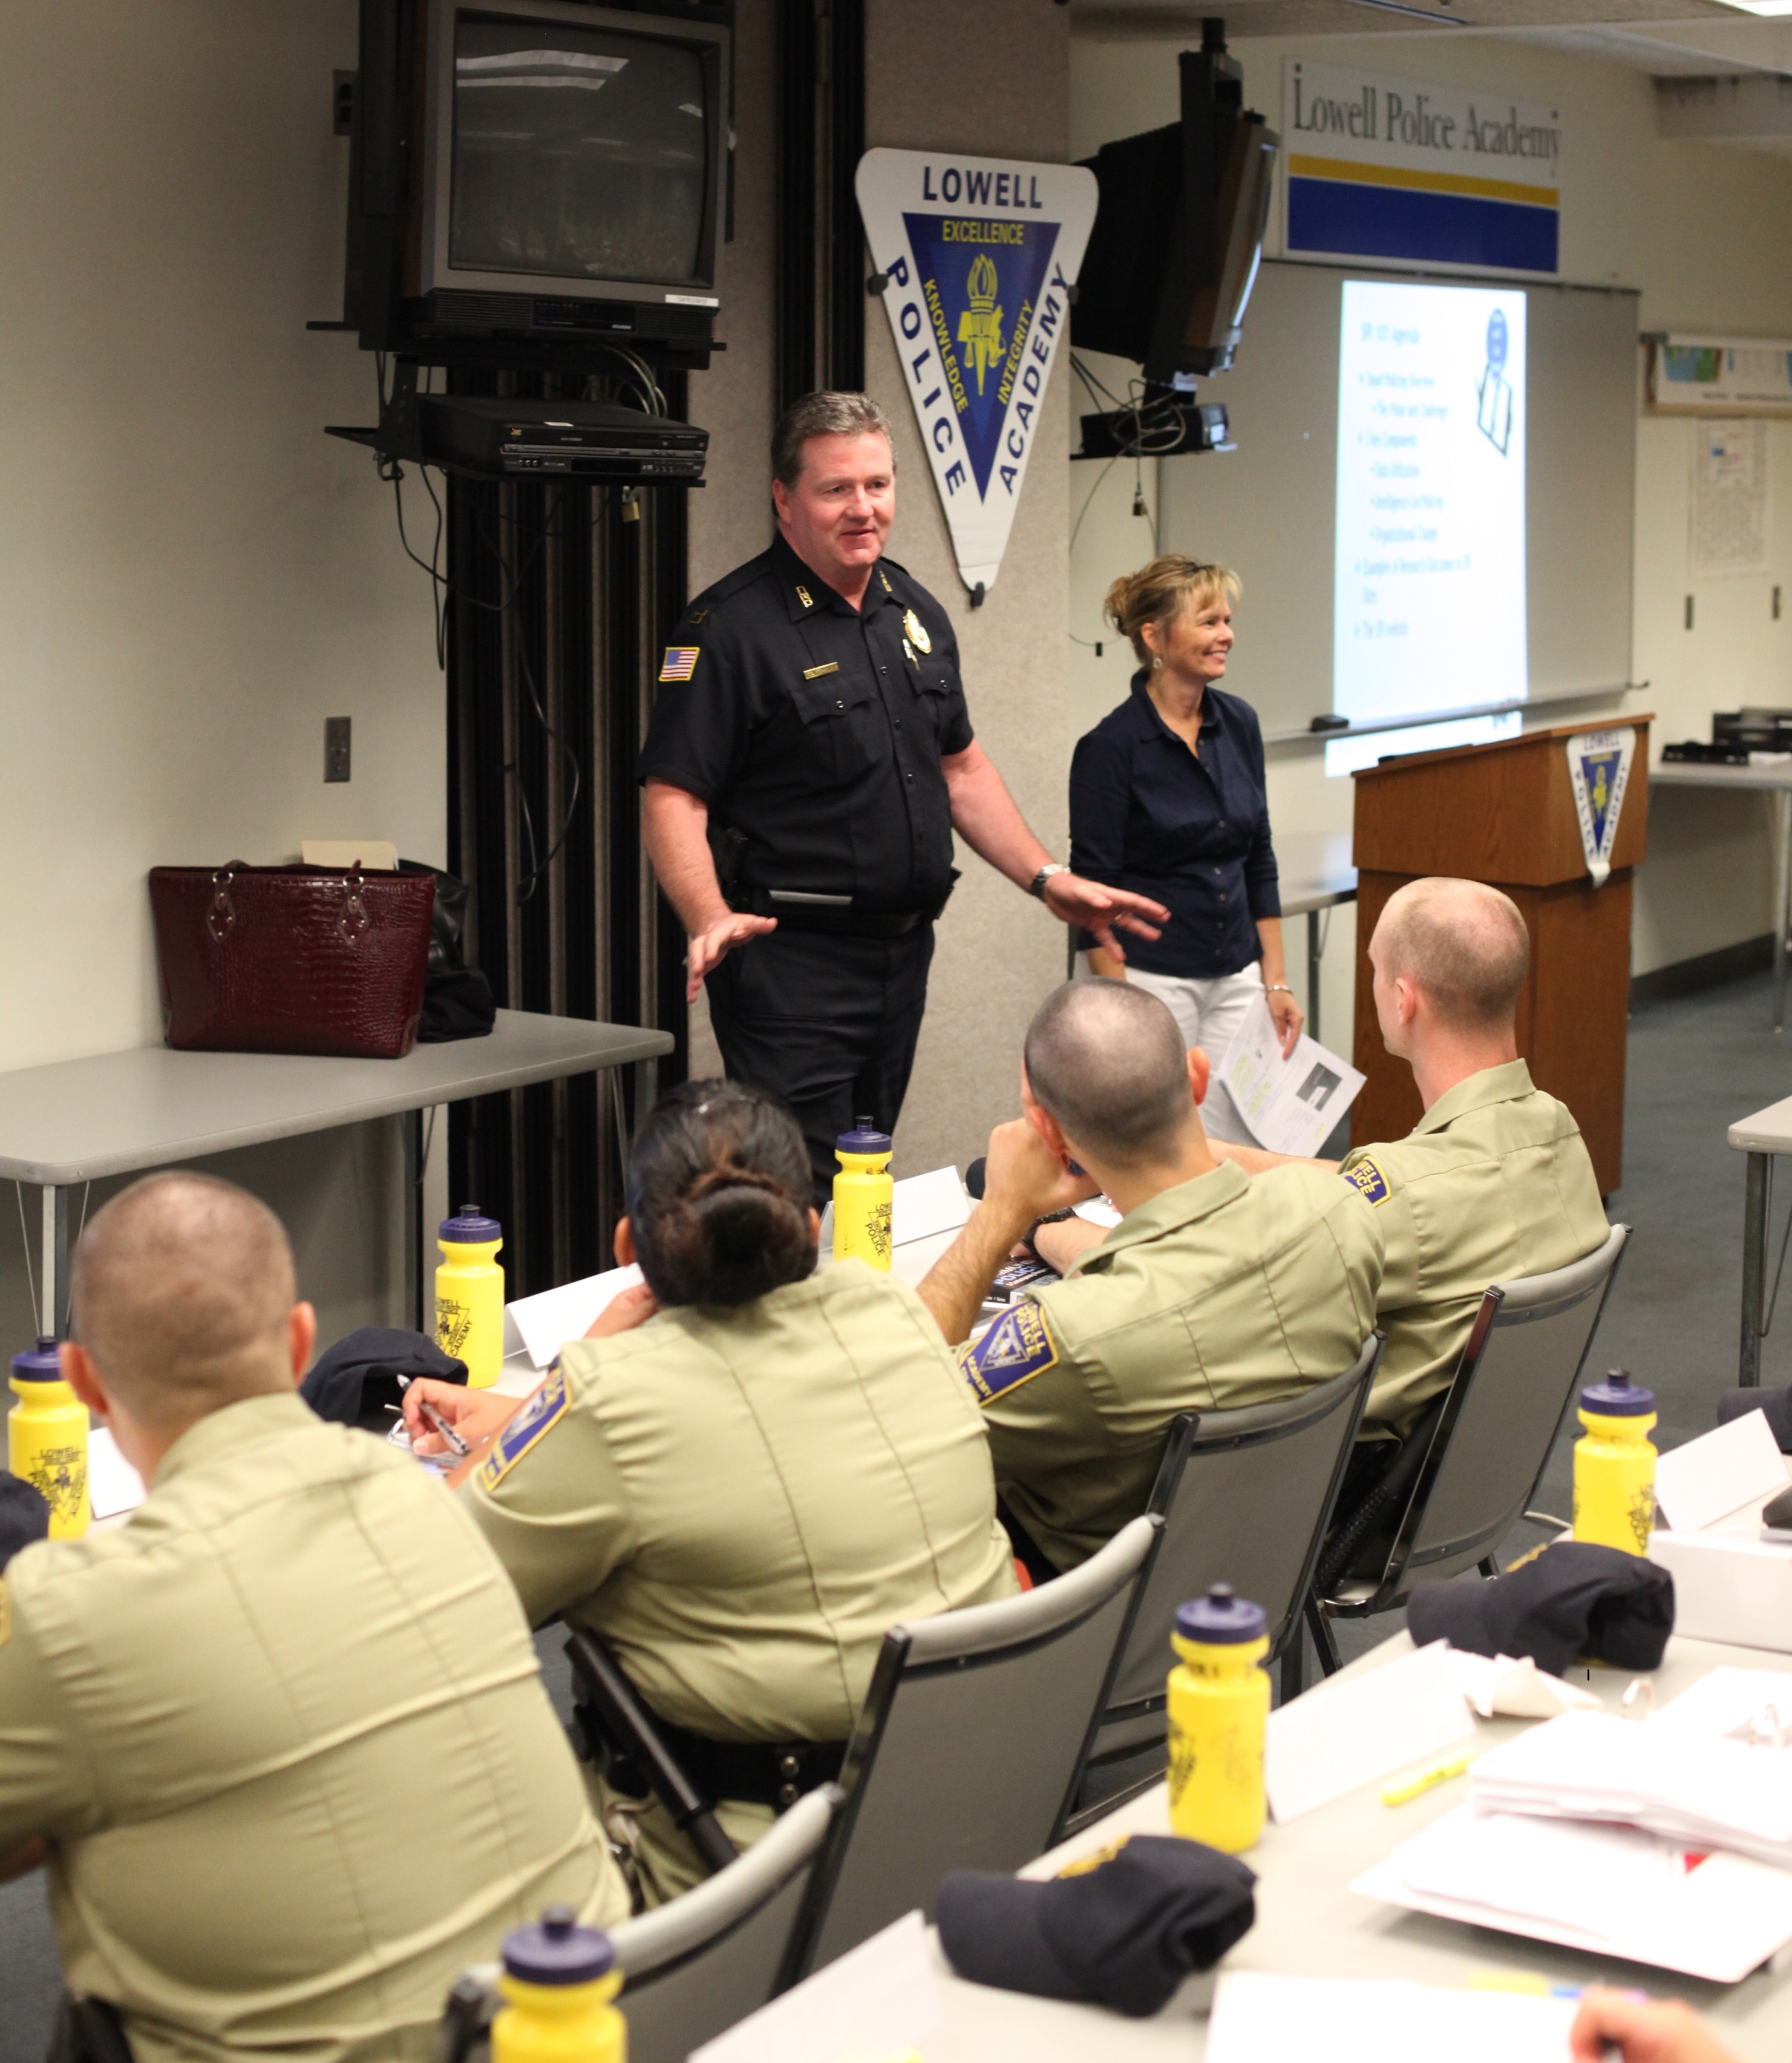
[1158, 260, 1638, 738]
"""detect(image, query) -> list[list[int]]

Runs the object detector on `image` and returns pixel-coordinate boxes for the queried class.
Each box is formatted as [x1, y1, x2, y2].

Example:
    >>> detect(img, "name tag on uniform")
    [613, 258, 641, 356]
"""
[957, 1302, 1059, 1405]
[1342, 1157, 1391, 1207]
[802, 661, 841, 680]
[479, 1368, 570, 1490]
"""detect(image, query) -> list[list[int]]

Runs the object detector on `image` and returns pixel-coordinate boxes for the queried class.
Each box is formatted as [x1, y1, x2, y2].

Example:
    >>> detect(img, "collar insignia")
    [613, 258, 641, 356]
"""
[796, 584, 813, 609]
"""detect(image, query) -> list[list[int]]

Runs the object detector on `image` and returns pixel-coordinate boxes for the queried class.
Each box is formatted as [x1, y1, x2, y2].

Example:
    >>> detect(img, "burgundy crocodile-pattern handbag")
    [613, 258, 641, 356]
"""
[148, 862, 435, 1058]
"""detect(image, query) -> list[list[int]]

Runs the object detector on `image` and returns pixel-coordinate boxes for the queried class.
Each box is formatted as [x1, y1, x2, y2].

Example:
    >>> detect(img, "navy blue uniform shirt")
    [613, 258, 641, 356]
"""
[1069, 672, 1280, 979]
[638, 534, 972, 915]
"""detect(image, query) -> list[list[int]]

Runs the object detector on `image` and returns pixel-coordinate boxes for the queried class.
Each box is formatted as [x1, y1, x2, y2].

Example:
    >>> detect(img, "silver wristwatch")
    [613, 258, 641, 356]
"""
[1028, 864, 1070, 900]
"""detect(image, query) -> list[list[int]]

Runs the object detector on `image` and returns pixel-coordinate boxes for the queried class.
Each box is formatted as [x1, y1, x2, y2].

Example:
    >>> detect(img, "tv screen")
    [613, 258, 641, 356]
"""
[449, 16, 709, 286]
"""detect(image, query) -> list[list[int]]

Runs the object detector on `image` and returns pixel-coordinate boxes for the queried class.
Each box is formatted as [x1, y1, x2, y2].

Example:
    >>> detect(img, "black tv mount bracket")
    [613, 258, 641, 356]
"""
[325, 358, 428, 470]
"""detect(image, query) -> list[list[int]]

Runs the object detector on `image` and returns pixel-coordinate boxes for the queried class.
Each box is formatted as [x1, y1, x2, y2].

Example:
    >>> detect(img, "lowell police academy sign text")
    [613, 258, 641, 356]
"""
[920, 163, 1048, 211]
[1290, 76, 1560, 168]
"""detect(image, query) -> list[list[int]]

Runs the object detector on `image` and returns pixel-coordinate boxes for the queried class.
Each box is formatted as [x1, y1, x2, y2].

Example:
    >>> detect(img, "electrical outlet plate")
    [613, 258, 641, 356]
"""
[324, 717, 352, 783]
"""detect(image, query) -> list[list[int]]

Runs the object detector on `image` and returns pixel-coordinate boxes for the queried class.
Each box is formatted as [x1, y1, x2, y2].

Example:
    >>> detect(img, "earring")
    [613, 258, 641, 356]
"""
[1151, 655, 1163, 670]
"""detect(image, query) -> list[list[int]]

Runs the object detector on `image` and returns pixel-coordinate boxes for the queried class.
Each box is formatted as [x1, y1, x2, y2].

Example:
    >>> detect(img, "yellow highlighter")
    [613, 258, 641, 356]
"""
[1381, 1751, 1477, 1806]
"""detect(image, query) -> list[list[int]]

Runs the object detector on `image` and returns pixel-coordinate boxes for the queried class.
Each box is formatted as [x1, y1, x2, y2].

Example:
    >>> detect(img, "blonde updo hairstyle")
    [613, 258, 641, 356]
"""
[1104, 555, 1241, 666]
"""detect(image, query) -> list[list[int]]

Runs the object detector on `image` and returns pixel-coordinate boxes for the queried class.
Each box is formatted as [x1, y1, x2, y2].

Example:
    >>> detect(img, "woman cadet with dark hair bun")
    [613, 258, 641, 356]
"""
[402, 1078, 1016, 1907]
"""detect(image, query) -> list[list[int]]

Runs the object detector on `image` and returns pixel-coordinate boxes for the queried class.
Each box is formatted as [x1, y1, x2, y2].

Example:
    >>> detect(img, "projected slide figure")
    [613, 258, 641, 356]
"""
[1333, 279, 1527, 730]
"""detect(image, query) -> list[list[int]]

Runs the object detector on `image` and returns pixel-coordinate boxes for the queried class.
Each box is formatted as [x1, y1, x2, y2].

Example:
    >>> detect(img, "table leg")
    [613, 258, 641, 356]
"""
[39, 1185, 68, 1343]
[633, 1056, 658, 1146]
[1307, 910, 1323, 1046]
[1742, 1150, 1768, 1387]
[403, 1109, 424, 1334]
[1776, 792, 1791, 1035]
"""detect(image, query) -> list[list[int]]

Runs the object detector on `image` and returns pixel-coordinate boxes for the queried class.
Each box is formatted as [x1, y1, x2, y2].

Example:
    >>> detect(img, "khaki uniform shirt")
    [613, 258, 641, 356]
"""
[0, 1392, 626, 2063]
[1341, 1060, 1609, 1438]
[465, 1259, 1016, 1744]
[958, 1163, 1384, 1573]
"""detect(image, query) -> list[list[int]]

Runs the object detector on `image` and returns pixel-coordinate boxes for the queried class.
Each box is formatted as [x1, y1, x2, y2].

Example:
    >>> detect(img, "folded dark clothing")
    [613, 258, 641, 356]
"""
[1408, 1539, 1673, 1678]
[0, 1471, 50, 1570]
[300, 1327, 468, 1431]
[936, 1834, 1256, 2018]
[1717, 1386, 1792, 1454]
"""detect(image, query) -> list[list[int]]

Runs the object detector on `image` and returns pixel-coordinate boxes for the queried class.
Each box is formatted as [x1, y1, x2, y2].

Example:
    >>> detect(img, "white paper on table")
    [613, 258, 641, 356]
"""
[505, 1264, 644, 1370]
[1217, 993, 1365, 1158]
[1265, 1639, 1476, 1823]
[87, 1426, 146, 1520]
[1450, 1649, 1600, 1720]
[1654, 1410, 1789, 1533]
[892, 1166, 970, 1244]
[1073, 1196, 1122, 1228]
[1206, 1970, 1578, 2063]
[689, 1910, 938, 2063]
[1354, 1806, 1792, 1984]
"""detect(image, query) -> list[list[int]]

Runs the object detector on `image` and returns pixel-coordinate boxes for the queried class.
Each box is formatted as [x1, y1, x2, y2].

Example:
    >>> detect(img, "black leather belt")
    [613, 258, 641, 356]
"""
[602, 1708, 849, 1812]
[742, 890, 928, 939]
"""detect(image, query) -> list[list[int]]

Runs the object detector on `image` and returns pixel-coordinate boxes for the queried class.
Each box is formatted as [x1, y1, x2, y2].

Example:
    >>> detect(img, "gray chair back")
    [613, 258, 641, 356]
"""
[797, 1512, 1162, 1975]
[1099, 1335, 1381, 1737]
[1341, 1223, 1629, 1610]
[608, 1785, 842, 2063]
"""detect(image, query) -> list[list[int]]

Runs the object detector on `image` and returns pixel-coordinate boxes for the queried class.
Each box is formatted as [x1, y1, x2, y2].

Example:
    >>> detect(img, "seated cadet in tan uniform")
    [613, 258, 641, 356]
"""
[404, 1080, 1016, 1907]
[914, 980, 1384, 1577]
[0, 1173, 624, 2063]
[1206, 877, 1610, 1442]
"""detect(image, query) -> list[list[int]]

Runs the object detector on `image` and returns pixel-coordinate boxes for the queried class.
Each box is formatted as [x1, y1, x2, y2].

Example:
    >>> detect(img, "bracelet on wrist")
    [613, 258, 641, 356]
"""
[1264, 983, 1294, 997]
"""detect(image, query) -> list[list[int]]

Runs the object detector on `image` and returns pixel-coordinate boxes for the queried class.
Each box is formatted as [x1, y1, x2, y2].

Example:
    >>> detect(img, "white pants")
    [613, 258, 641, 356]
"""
[1076, 957, 1266, 1147]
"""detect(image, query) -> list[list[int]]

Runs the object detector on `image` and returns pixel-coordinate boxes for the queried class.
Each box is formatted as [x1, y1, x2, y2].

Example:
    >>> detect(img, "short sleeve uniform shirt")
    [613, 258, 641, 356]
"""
[637, 535, 972, 914]
[955, 1162, 1384, 1573]
[1341, 1060, 1610, 1438]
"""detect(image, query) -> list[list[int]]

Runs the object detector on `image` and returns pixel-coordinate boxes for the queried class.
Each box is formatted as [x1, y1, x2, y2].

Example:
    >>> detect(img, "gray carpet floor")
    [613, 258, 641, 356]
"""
[2, 966, 1785, 2059]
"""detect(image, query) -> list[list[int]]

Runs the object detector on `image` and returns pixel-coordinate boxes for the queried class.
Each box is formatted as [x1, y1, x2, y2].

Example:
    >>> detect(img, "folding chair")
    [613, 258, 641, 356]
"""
[1070, 1332, 1381, 1824]
[435, 1786, 841, 2063]
[1307, 1224, 1630, 1673]
[794, 1512, 1162, 1975]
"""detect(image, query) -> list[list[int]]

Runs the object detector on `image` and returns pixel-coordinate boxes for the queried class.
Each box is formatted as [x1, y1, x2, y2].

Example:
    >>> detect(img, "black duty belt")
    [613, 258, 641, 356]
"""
[742, 889, 928, 939]
[600, 1705, 849, 1812]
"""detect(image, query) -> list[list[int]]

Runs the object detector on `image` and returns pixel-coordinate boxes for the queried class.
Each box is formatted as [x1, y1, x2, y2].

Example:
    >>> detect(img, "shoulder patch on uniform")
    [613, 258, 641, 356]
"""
[956, 1302, 1060, 1406]
[1342, 1157, 1391, 1207]
[479, 1368, 570, 1492]
[658, 646, 699, 683]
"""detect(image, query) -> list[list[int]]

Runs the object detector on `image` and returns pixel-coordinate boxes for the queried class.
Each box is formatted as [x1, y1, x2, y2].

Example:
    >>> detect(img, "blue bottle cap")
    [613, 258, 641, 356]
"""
[836, 1113, 892, 1155]
[502, 1907, 613, 1987]
[11, 1337, 62, 1384]
[1581, 1368, 1655, 1416]
[439, 1203, 502, 1243]
[1175, 1583, 1267, 1645]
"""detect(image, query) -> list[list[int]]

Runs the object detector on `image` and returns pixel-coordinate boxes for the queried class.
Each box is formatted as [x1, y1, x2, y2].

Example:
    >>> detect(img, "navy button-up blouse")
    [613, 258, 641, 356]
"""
[1069, 673, 1281, 980]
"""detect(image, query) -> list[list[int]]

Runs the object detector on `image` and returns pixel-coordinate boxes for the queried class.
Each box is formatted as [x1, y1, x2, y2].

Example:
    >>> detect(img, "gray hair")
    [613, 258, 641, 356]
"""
[771, 391, 897, 487]
[1373, 877, 1530, 1030]
[1024, 981, 1196, 1170]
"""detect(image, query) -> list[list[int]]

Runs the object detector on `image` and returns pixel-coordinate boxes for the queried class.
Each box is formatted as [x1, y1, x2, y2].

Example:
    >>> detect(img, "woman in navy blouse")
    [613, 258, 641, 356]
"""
[1070, 554, 1301, 1145]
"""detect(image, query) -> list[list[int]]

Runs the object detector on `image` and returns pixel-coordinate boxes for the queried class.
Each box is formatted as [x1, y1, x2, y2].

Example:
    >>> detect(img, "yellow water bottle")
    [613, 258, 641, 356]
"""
[1572, 1368, 1657, 1556]
[491, 1908, 624, 2063]
[435, 1205, 505, 1389]
[832, 1118, 894, 1270]
[8, 1336, 90, 1540]
[1166, 1585, 1270, 1855]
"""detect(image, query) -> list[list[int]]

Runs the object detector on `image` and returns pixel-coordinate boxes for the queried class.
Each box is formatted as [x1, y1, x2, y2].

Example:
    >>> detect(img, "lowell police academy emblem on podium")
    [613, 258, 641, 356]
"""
[1565, 727, 1635, 890]
[856, 148, 1098, 600]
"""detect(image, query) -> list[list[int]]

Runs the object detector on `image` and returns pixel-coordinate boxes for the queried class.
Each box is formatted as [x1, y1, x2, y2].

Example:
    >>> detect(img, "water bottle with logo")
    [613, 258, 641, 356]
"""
[8, 1337, 90, 1539]
[1166, 1585, 1269, 1854]
[832, 1118, 894, 1270]
[1572, 1369, 1657, 1556]
[491, 1908, 624, 2063]
[434, 1205, 504, 1389]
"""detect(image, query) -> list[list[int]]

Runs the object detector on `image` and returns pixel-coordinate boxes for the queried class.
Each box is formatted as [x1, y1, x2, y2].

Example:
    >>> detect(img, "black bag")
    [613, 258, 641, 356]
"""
[408, 865, 497, 1043]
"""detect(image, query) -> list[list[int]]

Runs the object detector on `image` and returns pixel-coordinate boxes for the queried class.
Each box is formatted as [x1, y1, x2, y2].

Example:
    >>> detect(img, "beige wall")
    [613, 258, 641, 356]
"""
[1070, 30, 1792, 996]
[866, 0, 1076, 1177]
[0, 2, 446, 1346]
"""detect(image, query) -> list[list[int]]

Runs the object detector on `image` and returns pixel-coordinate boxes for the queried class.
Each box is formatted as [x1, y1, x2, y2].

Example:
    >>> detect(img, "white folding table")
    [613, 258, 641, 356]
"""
[1273, 831, 1358, 1046]
[0, 1010, 672, 1339]
[1730, 1092, 1792, 1386]
[1652, 760, 1792, 1032]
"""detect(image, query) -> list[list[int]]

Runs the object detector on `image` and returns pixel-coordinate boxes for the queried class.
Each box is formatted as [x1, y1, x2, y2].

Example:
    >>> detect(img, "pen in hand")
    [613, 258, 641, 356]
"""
[397, 1375, 472, 1459]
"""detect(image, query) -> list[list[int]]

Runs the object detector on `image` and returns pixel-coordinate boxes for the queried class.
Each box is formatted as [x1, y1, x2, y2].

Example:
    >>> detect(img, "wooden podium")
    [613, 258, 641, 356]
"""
[1351, 717, 1650, 1195]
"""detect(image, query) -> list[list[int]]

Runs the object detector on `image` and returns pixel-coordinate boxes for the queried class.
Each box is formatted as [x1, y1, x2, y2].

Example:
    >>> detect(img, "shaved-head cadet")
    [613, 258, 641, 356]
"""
[638, 389, 1166, 1198]
[918, 981, 1383, 1574]
[0, 1173, 626, 2063]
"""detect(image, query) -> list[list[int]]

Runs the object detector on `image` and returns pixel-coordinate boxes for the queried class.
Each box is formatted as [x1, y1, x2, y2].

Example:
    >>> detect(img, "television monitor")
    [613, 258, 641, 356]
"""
[1071, 36, 1278, 383]
[347, 0, 730, 362]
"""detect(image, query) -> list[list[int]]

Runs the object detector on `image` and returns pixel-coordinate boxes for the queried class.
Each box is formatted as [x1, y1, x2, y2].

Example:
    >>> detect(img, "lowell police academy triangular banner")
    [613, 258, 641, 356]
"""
[1565, 727, 1636, 889]
[857, 148, 1098, 597]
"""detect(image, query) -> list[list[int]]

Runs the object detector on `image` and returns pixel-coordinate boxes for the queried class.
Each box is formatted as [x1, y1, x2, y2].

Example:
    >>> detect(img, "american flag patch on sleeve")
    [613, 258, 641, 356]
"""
[658, 646, 700, 683]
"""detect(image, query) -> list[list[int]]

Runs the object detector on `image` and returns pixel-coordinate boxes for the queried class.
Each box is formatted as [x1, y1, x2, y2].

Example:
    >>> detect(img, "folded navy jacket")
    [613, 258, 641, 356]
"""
[1407, 1539, 1673, 1678]
[935, 1834, 1256, 2018]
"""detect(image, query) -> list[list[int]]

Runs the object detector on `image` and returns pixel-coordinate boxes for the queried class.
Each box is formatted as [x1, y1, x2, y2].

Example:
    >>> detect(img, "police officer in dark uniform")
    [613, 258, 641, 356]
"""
[640, 391, 1168, 1196]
